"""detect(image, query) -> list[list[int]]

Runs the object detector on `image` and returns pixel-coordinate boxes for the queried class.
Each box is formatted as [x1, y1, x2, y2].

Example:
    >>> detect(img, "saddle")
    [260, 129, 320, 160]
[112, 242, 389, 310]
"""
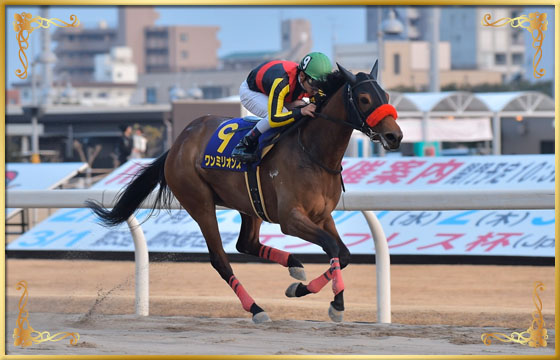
[202, 116, 282, 172]
[202, 116, 290, 222]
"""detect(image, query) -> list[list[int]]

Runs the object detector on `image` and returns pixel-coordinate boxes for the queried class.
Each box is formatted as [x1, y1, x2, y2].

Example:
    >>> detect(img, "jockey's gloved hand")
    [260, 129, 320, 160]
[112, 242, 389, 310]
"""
[310, 89, 327, 104]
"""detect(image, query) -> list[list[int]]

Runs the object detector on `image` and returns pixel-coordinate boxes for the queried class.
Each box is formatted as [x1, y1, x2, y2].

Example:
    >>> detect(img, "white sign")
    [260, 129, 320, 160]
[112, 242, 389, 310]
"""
[397, 118, 493, 142]
[6, 162, 88, 218]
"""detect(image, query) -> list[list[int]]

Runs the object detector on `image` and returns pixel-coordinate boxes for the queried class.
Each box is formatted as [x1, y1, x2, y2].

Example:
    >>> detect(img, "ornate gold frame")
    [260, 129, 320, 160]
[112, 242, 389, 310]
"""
[482, 12, 548, 79]
[13, 281, 80, 348]
[12, 12, 79, 80]
[482, 281, 548, 348]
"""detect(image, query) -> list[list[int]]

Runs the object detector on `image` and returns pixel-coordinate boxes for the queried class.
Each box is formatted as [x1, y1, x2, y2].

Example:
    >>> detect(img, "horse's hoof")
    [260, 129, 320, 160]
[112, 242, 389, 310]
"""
[285, 282, 301, 298]
[328, 304, 344, 323]
[252, 311, 271, 324]
[289, 266, 307, 281]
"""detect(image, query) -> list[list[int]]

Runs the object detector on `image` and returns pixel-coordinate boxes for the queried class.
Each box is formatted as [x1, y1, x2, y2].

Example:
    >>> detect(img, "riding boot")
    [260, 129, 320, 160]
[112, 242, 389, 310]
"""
[232, 127, 262, 163]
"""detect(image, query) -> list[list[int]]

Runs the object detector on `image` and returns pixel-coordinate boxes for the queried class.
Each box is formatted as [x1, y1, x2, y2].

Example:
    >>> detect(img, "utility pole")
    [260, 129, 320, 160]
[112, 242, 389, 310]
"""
[39, 6, 56, 106]
[29, 6, 56, 163]
[429, 7, 440, 92]
[29, 60, 40, 163]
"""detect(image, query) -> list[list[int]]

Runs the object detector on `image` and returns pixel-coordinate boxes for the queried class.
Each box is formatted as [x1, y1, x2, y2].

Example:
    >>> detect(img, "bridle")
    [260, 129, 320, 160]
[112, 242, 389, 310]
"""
[312, 77, 389, 140]
[297, 76, 390, 177]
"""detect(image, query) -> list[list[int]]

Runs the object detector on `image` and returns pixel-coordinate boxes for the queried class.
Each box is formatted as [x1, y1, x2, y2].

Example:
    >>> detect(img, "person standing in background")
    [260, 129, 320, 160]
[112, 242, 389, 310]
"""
[115, 124, 133, 166]
[131, 127, 148, 159]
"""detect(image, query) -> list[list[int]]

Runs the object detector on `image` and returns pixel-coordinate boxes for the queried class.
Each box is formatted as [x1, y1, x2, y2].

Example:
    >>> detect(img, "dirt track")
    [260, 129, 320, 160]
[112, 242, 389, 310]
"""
[5, 259, 556, 355]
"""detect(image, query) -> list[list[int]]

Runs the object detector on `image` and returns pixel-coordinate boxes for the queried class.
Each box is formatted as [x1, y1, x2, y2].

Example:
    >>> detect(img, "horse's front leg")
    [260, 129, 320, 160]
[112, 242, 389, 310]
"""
[280, 208, 345, 322]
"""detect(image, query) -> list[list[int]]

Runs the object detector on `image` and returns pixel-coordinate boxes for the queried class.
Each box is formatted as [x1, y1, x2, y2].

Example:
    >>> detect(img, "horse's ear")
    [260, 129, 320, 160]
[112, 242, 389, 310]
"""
[370, 59, 379, 80]
[337, 63, 356, 84]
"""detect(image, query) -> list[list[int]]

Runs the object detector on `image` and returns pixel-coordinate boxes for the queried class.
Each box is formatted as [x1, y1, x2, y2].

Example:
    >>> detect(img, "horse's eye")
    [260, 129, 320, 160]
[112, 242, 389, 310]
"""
[360, 97, 369, 105]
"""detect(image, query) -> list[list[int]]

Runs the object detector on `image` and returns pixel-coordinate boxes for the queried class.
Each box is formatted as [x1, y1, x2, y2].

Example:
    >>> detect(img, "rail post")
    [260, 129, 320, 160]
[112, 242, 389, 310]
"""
[361, 211, 391, 323]
[126, 215, 149, 316]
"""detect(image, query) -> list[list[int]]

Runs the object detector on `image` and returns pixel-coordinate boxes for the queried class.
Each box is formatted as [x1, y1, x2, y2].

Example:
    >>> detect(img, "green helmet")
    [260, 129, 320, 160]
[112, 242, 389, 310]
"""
[298, 52, 332, 81]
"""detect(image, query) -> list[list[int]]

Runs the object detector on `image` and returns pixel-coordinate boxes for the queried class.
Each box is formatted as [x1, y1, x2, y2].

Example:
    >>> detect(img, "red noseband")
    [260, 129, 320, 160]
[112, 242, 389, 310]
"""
[366, 104, 398, 128]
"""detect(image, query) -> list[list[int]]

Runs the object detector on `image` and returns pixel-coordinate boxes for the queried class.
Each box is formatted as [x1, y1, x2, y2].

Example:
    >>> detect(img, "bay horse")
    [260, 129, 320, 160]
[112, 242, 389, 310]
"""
[87, 62, 402, 323]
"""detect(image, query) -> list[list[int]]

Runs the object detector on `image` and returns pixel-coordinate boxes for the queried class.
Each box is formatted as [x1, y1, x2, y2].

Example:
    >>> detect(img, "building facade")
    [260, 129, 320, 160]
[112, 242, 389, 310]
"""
[116, 6, 159, 75]
[94, 47, 138, 83]
[53, 22, 118, 83]
[53, 7, 220, 82]
[366, 6, 526, 82]
[439, 7, 526, 81]
[334, 41, 502, 90]
[145, 25, 220, 73]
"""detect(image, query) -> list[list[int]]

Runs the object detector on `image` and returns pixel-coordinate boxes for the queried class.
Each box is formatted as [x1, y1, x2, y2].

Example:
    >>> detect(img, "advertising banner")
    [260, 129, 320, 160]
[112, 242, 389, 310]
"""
[7, 156, 554, 257]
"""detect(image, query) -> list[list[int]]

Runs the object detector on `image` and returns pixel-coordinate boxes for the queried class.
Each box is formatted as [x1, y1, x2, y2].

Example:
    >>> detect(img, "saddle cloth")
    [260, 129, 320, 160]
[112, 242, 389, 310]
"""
[202, 117, 281, 172]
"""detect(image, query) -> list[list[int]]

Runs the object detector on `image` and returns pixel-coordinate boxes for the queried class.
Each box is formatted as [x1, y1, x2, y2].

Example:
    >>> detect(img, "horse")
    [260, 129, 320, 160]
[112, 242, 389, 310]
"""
[86, 61, 403, 324]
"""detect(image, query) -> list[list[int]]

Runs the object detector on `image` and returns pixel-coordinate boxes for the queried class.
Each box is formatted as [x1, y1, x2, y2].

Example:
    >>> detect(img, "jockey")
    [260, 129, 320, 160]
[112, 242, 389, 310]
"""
[232, 52, 333, 163]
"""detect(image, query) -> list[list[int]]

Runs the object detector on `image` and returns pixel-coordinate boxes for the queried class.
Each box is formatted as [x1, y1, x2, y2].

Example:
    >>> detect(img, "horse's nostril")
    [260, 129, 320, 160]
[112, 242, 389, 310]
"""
[385, 133, 396, 144]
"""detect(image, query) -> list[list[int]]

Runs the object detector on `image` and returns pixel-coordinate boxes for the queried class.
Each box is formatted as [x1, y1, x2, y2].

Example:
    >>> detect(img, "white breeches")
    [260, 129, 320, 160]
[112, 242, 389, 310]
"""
[239, 80, 289, 134]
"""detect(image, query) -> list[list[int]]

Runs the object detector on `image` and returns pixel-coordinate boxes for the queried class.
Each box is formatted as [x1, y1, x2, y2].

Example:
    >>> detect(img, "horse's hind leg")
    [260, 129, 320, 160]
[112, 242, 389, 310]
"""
[195, 211, 271, 323]
[171, 187, 270, 323]
[280, 209, 345, 322]
[235, 213, 306, 281]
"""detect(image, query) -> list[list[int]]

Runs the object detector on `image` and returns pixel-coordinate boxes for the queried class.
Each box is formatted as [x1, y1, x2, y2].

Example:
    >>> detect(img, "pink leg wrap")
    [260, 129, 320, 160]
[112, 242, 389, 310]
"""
[330, 258, 345, 295]
[259, 245, 290, 267]
[307, 270, 332, 293]
[306, 258, 345, 295]
[228, 275, 255, 312]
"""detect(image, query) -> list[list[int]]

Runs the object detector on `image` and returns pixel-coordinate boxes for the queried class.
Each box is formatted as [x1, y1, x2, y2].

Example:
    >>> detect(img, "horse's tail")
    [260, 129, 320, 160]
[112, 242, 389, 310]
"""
[86, 150, 171, 227]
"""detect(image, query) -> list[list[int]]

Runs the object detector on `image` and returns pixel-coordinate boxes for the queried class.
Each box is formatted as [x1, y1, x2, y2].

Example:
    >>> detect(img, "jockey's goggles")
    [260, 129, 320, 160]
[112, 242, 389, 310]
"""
[305, 76, 320, 91]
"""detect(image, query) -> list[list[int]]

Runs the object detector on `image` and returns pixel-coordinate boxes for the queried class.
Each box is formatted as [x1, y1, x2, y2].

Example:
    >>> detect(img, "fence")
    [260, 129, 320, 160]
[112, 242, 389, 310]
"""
[7, 188, 554, 323]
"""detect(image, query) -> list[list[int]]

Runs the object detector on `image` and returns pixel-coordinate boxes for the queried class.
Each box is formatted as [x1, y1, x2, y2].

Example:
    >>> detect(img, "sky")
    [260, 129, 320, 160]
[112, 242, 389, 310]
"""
[6, 6, 366, 87]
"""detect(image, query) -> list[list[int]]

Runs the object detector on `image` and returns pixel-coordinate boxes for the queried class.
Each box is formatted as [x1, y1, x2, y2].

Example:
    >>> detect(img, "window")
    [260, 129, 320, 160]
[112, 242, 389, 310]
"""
[511, 31, 523, 45]
[393, 53, 401, 75]
[512, 53, 523, 65]
[494, 53, 506, 65]
[146, 87, 157, 104]
[83, 92, 92, 98]
[202, 86, 225, 99]
[98, 92, 108, 98]
[180, 33, 188, 42]
[181, 51, 188, 59]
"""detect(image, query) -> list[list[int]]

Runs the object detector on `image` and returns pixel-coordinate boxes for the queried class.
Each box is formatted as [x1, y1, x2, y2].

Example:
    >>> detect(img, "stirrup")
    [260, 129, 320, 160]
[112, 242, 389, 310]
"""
[232, 144, 259, 163]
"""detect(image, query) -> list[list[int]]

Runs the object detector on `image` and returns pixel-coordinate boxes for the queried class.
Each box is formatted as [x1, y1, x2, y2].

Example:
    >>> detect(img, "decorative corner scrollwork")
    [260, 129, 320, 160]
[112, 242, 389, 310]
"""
[482, 281, 547, 348]
[13, 12, 80, 80]
[482, 12, 547, 79]
[13, 280, 80, 347]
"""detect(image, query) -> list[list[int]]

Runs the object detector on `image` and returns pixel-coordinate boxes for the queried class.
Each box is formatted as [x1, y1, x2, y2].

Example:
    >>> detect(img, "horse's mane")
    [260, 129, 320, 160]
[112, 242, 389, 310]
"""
[313, 70, 346, 110]
[317, 70, 346, 105]
[316, 71, 346, 97]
